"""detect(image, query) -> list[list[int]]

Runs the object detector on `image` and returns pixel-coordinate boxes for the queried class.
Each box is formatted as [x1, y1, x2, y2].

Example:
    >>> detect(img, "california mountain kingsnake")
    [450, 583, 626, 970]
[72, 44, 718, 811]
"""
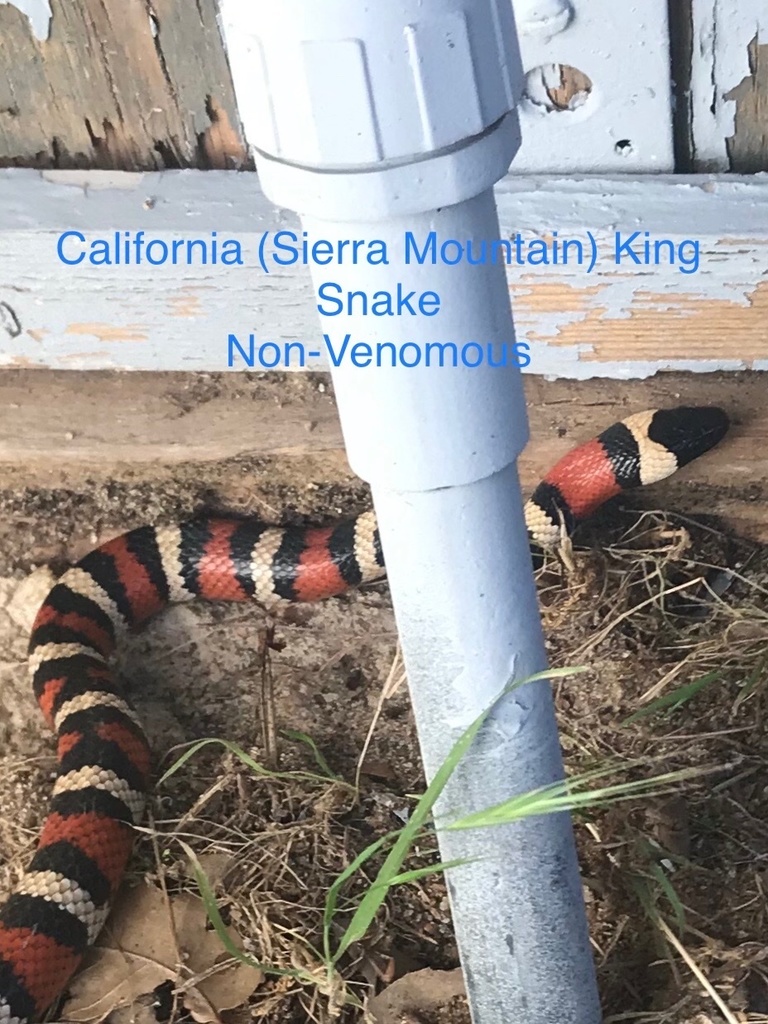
[0, 405, 729, 1023]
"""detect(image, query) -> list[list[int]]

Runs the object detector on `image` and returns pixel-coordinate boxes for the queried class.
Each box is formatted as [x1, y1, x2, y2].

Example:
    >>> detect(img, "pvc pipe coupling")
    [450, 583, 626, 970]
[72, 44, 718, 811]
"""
[218, 0, 531, 494]
[219, 0, 524, 220]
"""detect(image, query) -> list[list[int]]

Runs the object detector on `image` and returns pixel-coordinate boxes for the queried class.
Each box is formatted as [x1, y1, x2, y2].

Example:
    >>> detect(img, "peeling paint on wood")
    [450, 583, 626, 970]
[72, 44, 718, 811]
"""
[511, 0, 674, 173]
[0, 0, 247, 170]
[0, 169, 766, 379]
[691, 0, 768, 171]
[725, 35, 768, 171]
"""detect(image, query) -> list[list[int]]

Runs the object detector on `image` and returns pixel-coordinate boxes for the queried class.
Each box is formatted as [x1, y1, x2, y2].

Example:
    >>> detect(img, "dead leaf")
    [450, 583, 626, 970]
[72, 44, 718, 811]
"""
[187, 852, 234, 888]
[62, 882, 263, 1024]
[367, 968, 466, 1023]
[61, 950, 182, 1023]
[105, 994, 161, 1024]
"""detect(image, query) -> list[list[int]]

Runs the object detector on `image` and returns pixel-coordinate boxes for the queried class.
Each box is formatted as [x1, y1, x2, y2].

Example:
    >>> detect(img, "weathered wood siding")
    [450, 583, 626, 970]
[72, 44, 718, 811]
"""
[0, 0, 247, 169]
[1, 1, 766, 174]
[688, 0, 768, 172]
[0, 170, 765, 378]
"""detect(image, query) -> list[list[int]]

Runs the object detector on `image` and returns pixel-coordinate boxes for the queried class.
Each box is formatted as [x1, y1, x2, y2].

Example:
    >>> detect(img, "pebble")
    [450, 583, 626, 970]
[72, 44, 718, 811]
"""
[7, 567, 57, 632]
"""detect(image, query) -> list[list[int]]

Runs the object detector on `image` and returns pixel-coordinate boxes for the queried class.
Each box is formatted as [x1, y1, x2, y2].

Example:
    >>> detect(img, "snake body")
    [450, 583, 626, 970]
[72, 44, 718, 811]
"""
[0, 405, 729, 1023]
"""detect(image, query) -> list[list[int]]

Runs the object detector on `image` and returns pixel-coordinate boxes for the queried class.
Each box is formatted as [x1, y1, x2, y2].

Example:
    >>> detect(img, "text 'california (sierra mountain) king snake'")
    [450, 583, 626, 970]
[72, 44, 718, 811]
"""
[0, 405, 730, 1023]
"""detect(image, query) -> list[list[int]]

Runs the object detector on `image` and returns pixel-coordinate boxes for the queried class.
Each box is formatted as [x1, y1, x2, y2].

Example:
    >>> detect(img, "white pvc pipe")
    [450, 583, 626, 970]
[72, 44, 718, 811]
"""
[218, 2, 601, 1020]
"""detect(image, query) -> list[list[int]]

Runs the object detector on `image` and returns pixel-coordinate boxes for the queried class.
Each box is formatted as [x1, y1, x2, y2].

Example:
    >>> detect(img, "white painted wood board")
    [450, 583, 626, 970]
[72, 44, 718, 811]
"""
[512, 0, 674, 172]
[0, 169, 766, 379]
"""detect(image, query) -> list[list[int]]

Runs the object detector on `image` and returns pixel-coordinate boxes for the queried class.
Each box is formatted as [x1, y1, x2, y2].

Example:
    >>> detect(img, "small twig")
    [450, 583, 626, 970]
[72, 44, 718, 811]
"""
[572, 577, 704, 658]
[657, 918, 739, 1024]
[355, 645, 406, 792]
[146, 806, 185, 1024]
[259, 623, 279, 769]
[176, 771, 233, 831]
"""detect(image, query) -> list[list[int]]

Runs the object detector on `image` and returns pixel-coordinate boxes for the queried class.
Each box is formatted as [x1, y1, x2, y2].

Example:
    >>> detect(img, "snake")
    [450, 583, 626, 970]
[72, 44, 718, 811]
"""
[0, 404, 729, 1023]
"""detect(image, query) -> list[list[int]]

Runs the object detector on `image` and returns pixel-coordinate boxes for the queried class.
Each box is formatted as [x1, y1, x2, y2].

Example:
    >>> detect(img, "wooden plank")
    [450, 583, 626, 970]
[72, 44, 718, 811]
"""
[0, 0, 247, 169]
[0, 169, 767, 378]
[0, 371, 342, 464]
[690, 0, 768, 171]
[0, 0, 675, 174]
[2, 1, 764, 178]
[0, 369, 764, 544]
[725, 34, 768, 171]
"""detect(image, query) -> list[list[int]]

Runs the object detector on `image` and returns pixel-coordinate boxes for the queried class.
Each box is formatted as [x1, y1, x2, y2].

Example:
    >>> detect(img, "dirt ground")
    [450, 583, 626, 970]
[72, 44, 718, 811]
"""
[0, 372, 766, 1024]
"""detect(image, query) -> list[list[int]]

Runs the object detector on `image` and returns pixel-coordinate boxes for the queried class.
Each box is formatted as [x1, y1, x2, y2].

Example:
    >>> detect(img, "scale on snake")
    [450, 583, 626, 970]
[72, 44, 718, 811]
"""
[0, 405, 730, 1023]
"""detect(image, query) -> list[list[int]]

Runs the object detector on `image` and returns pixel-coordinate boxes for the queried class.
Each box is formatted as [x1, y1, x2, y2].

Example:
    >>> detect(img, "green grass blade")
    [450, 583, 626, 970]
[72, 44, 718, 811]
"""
[158, 737, 350, 789]
[621, 672, 722, 725]
[331, 666, 586, 964]
[648, 862, 687, 937]
[179, 839, 308, 981]
[444, 768, 699, 832]
[367, 857, 474, 890]
[281, 728, 339, 780]
[734, 657, 768, 709]
[322, 832, 398, 963]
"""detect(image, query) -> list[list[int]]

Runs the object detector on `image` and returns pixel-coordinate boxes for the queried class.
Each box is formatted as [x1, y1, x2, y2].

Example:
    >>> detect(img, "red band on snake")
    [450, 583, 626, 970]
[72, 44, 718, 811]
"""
[0, 405, 729, 1023]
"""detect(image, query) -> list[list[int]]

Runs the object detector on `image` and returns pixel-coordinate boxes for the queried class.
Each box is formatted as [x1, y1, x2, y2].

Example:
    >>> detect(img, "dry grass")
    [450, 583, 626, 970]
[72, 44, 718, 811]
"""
[540, 508, 768, 1023]
[1, 505, 767, 1024]
[113, 506, 768, 1024]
